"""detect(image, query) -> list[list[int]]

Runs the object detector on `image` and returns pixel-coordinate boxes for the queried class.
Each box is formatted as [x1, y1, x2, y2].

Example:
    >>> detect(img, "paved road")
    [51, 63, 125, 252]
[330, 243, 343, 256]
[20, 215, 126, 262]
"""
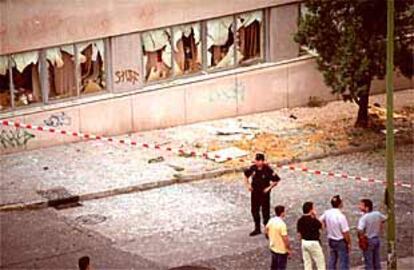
[1, 145, 413, 269]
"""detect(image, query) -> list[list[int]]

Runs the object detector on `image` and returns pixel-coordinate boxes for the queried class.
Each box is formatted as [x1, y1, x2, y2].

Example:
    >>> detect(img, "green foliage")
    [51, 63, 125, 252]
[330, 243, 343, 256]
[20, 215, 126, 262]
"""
[295, 0, 413, 104]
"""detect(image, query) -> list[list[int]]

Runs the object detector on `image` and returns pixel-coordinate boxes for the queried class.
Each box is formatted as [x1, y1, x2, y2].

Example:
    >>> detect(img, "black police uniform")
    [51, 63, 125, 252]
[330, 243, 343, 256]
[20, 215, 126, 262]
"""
[244, 164, 280, 231]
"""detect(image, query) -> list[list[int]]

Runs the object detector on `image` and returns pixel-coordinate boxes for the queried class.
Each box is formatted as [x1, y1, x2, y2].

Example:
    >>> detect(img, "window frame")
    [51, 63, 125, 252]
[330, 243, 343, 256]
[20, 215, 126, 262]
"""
[170, 21, 204, 80]
[9, 50, 43, 110]
[140, 26, 175, 86]
[234, 9, 266, 66]
[77, 39, 110, 98]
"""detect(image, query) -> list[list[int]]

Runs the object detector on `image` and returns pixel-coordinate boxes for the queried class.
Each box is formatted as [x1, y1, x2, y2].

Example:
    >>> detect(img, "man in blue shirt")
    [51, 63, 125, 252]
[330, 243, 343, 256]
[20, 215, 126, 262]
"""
[357, 199, 387, 270]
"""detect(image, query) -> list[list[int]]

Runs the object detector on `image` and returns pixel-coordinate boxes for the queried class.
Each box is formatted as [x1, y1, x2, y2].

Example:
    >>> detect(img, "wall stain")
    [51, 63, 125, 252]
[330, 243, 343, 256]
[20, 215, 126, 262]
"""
[208, 81, 246, 103]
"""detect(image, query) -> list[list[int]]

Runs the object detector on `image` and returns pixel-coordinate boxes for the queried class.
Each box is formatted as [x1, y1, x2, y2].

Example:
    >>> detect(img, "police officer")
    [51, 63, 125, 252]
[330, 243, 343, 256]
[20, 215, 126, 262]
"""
[244, 153, 280, 236]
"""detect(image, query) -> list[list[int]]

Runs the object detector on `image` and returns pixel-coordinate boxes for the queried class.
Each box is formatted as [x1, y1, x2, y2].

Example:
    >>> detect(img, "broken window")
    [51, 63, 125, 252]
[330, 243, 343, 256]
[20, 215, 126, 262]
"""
[46, 45, 77, 100]
[10, 51, 42, 107]
[207, 16, 236, 69]
[0, 56, 11, 111]
[142, 28, 172, 82]
[78, 40, 106, 95]
[172, 23, 202, 75]
[236, 11, 263, 63]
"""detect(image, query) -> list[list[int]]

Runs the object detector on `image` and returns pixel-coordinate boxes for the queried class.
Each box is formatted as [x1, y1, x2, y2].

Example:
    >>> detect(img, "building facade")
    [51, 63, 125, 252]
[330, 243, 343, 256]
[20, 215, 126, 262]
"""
[0, 0, 412, 154]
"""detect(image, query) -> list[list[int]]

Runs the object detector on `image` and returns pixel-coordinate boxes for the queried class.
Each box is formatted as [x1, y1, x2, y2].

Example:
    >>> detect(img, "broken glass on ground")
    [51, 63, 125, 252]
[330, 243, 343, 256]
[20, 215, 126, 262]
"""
[206, 147, 248, 163]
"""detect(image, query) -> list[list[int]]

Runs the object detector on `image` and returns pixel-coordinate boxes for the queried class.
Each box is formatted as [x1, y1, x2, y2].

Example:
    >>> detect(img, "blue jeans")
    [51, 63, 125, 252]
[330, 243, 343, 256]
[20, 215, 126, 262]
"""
[328, 239, 350, 270]
[271, 251, 288, 270]
[363, 237, 381, 270]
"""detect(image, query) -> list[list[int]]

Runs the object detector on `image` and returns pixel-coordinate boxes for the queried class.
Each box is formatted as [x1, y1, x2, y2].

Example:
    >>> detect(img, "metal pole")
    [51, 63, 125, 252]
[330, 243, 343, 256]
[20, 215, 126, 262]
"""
[386, 0, 396, 269]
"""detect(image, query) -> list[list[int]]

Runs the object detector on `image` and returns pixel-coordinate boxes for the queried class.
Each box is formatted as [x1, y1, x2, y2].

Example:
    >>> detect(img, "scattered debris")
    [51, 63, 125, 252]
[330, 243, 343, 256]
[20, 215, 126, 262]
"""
[215, 127, 251, 135]
[369, 104, 406, 121]
[207, 147, 248, 163]
[167, 164, 185, 172]
[178, 151, 195, 158]
[240, 123, 260, 130]
[148, 156, 165, 164]
[308, 96, 327, 107]
[194, 142, 203, 148]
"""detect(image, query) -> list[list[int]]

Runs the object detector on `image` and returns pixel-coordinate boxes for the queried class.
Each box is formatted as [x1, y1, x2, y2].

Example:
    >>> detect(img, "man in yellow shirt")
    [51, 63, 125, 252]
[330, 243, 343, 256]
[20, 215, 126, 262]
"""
[265, 205, 291, 270]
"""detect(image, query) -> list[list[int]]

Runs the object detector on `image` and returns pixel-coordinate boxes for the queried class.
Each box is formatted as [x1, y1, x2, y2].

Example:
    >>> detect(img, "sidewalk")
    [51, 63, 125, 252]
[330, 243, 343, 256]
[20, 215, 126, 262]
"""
[352, 257, 414, 270]
[1, 89, 413, 211]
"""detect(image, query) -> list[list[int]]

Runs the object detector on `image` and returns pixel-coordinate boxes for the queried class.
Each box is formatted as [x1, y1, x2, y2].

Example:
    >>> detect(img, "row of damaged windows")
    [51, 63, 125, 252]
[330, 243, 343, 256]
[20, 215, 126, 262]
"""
[143, 10, 264, 82]
[0, 40, 106, 111]
[0, 10, 263, 111]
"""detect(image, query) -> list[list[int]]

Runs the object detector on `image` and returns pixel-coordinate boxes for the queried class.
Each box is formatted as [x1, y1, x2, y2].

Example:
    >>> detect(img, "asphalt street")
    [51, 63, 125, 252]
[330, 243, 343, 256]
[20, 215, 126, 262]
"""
[1, 145, 413, 269]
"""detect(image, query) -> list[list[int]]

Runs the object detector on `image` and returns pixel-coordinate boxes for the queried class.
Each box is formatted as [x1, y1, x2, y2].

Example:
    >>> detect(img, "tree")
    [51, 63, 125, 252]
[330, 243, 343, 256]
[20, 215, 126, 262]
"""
[294, 0, 413, 127]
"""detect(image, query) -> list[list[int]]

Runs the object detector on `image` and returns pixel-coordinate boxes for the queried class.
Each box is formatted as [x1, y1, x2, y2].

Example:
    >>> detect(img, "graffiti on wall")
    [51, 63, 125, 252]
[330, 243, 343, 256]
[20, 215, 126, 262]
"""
[44, 112, 72, 127]
[0, 127, 35, 149]
[208, 81, 246, 103]
[114, 69, 140, 85]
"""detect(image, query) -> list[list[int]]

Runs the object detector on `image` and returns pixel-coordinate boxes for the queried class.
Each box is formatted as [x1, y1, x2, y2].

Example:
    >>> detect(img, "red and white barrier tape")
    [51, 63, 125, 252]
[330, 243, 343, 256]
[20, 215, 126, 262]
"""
[1, 120, 412, 189]
[275, 164, 412, 188]
[1, 120, 191, 156]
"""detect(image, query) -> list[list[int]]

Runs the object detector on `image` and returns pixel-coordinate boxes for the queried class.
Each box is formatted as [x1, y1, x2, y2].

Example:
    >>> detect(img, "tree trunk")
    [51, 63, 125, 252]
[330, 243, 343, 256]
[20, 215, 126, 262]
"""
[355, 90, 370, 128]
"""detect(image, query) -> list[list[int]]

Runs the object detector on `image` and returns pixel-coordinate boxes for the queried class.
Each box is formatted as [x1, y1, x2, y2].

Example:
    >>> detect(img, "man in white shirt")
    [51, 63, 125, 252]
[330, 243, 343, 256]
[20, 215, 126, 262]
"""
[320, 195, 351, 270]
[357, 199, 387, 270]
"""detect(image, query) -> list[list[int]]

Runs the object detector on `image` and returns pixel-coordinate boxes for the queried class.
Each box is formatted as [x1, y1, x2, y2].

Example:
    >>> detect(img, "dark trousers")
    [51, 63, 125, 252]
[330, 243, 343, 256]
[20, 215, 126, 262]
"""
[271, 251, 288, 270]
[251, 191, 270, 229]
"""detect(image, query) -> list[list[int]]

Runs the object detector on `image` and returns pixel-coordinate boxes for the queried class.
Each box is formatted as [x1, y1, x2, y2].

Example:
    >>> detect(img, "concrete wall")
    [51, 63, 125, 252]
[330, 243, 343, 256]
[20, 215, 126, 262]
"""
[0, 0, 300, 54]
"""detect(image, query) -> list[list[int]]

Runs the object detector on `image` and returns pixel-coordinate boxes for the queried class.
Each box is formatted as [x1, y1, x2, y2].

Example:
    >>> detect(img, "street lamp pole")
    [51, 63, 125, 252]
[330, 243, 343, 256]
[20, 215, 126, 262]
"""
[386, 0, 396, 269]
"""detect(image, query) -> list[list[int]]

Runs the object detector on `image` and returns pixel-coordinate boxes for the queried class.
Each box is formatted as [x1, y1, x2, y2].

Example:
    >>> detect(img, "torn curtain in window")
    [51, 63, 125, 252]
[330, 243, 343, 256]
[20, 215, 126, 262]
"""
[78, 40, 105, 94]
[46, 45, 76, 99]
[173, 23, 201, 75]
[10, 52, 42, 107]
[237, 11, 262, 63]
[207, 16, 239, 68]
[142, 29, 172, 81]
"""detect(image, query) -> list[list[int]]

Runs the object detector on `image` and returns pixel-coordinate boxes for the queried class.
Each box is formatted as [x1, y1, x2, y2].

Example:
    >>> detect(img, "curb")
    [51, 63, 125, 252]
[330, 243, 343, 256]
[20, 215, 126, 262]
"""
[1, 139, 412, 212]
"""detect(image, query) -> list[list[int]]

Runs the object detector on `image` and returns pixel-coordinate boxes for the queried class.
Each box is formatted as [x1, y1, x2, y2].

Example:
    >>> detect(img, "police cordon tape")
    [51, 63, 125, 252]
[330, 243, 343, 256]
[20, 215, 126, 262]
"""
[1, 119, 412, 189]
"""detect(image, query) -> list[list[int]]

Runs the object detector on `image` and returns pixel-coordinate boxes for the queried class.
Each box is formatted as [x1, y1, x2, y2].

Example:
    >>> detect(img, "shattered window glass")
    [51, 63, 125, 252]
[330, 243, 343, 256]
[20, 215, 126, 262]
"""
[142, 28, 172, 82]
[236, 10, 263, 63]
[0, 56, 11, 111]
[78, 40, 106, 95]
[46, 45, 77, 100]
[10, 51, 42, 107]
[207, 16, 235, 69]
[172, 23, 202, 75]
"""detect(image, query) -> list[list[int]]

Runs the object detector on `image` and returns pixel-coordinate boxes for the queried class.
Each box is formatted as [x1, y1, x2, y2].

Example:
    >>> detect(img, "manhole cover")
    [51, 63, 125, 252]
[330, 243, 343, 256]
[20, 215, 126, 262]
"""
[75, 214, 107, 225]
